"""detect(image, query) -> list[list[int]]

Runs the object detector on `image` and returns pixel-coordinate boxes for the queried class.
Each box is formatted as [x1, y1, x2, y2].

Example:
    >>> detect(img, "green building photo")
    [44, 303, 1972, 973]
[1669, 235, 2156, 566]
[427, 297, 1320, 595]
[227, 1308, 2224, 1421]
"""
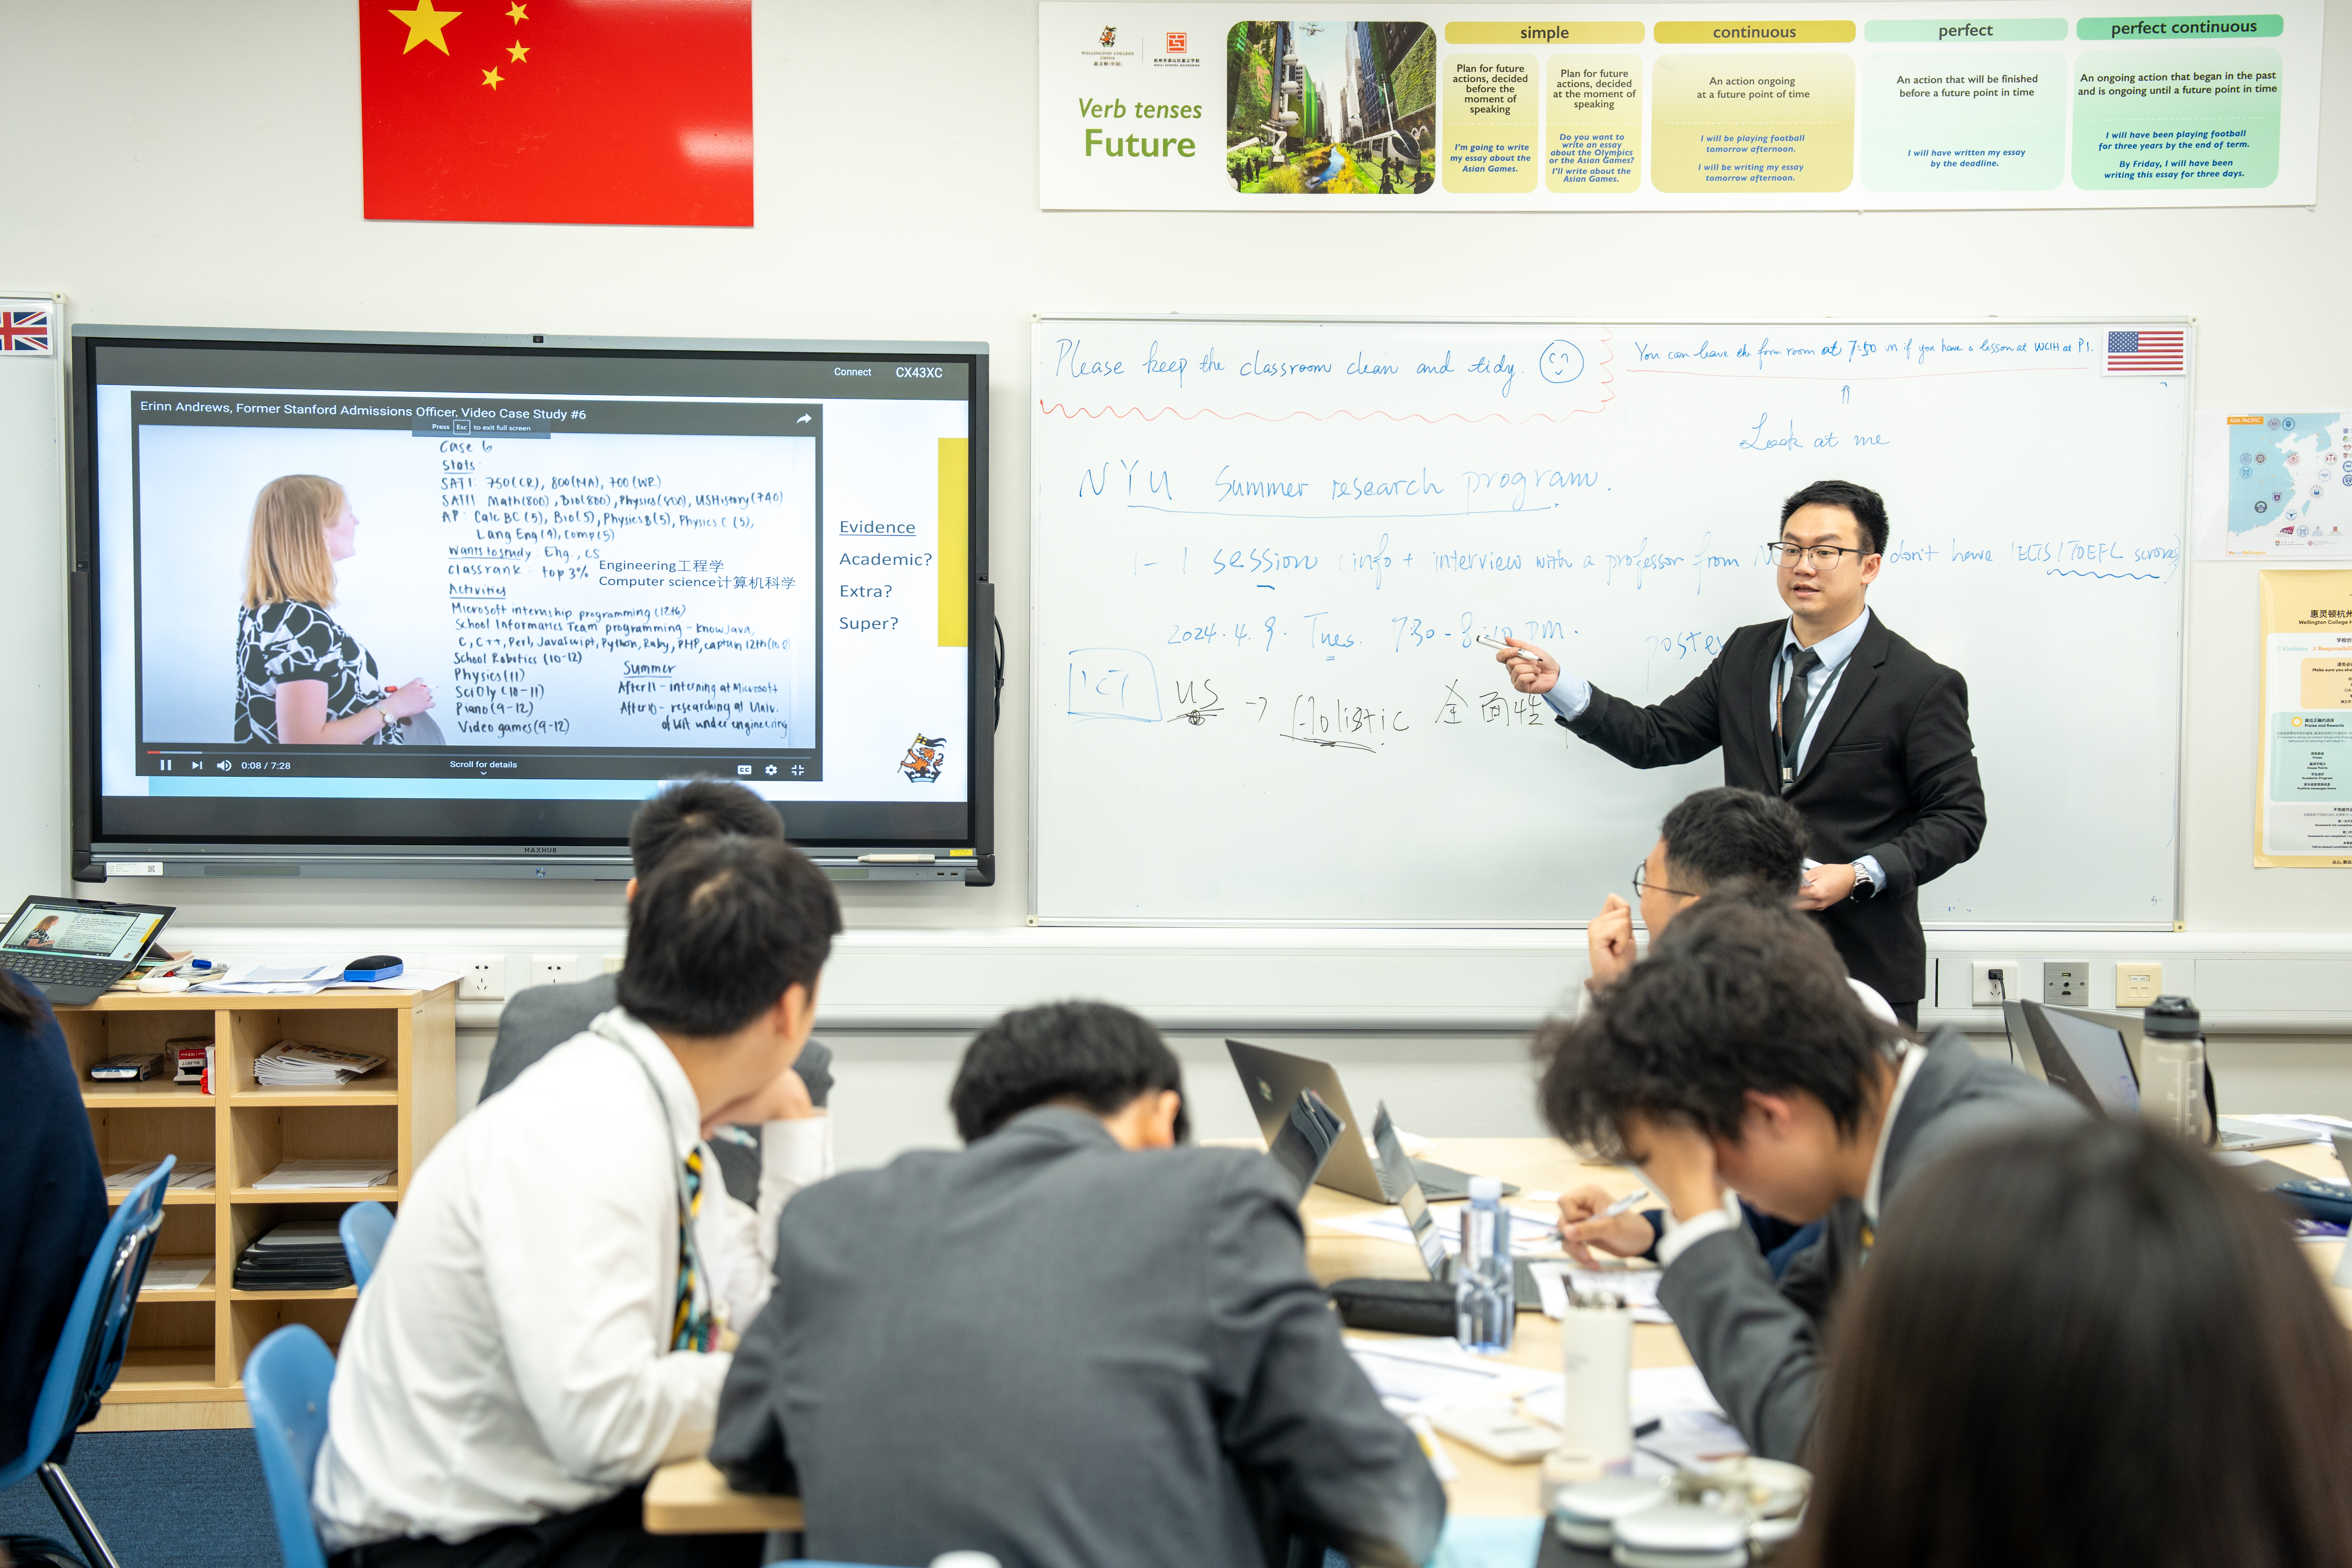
[1226, 22, 1435, 195]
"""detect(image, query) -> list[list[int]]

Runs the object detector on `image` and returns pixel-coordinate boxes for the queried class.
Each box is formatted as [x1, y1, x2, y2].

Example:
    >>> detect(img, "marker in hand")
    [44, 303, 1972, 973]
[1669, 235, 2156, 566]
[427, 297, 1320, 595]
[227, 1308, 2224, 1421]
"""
[1475, 635, 1513, 652]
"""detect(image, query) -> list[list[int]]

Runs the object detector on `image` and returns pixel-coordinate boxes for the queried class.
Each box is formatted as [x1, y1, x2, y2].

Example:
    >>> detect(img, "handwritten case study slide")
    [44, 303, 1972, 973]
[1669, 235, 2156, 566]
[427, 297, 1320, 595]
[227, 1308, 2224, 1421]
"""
[1039, 1, 2320, 211]
[1029, 317, 2188, 926]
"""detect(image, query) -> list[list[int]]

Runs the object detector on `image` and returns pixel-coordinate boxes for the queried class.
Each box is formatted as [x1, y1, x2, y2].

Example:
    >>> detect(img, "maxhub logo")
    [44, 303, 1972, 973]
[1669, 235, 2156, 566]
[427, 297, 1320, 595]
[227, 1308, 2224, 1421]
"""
[896, 365, 943, 379]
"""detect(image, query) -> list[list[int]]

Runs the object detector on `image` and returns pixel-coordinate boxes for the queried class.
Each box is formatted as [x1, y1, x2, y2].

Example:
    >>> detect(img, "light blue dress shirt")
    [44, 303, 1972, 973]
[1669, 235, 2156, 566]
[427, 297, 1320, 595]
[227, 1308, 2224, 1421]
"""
[1539, 610, 1886, 892]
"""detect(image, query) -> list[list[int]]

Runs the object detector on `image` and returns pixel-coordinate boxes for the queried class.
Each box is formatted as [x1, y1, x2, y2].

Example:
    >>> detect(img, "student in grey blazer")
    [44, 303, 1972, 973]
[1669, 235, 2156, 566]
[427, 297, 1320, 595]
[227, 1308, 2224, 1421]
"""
[477, 779, 833, 1203]
[1536, 896, 2081, 1462]
[710, 1001, 1446, 1568]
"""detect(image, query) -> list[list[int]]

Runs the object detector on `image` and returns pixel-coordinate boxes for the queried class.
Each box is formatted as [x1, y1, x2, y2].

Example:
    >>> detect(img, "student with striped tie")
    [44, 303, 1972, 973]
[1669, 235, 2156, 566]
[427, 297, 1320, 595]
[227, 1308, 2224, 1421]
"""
[313, 835, 842, 1568]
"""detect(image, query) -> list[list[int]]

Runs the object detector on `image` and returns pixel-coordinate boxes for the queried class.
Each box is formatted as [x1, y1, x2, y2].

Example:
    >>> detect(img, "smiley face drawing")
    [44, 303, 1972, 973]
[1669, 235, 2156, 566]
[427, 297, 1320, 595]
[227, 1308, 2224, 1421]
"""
[1538, 339, 1585, 385]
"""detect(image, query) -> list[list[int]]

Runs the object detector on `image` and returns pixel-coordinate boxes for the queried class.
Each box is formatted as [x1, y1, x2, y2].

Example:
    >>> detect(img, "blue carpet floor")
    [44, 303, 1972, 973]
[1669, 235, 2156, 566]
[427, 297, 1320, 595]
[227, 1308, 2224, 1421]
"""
[0, 1429, 277, 1568]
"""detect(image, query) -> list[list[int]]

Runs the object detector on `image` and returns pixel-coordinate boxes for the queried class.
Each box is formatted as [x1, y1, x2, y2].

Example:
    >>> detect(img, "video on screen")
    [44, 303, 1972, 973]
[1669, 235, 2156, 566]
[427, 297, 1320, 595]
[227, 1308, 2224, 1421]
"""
[129, 393, 822, 780]
[81, 337, 982, 853]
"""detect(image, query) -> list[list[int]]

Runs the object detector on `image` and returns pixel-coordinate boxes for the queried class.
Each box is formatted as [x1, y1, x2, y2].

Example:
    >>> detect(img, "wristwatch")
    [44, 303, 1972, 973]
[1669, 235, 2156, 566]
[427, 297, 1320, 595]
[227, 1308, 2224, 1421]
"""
[1849, 863, 1877, 899]
[375, 704, 395, 738]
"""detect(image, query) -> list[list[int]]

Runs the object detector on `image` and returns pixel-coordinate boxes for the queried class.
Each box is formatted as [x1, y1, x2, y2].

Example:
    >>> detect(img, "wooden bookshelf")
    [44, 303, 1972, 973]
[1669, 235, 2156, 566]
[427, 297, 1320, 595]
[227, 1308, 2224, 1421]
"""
[60, 982, 456, 1430]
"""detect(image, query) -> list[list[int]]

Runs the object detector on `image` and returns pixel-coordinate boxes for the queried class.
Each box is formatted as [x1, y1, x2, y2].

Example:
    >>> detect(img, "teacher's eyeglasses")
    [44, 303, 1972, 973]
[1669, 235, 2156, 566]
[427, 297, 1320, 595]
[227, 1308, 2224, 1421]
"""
[1632, 862, 1699, 901]
[1764, 542, 1866, 568]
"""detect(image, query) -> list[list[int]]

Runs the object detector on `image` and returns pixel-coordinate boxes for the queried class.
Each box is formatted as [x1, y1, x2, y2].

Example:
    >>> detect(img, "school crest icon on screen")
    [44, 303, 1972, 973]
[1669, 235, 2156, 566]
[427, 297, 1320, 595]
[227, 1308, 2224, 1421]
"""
[1100, 26, 1117, 45]
[900, 735, 947, 783]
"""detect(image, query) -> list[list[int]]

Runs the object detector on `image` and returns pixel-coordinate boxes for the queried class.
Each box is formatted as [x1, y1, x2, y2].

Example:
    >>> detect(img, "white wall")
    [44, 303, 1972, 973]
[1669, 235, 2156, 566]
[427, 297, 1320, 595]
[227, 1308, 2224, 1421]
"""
[4, 1, 2350, 1164]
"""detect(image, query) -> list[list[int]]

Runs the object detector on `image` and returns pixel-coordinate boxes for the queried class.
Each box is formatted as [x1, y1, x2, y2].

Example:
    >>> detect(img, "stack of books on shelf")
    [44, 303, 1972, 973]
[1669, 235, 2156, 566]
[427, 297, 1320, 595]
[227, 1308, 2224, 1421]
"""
[254, 1041, 387, 1087]
[252, 1159, 395, 1191]
[234, 1220, 352, 1291]
[104, 1160, 214, 1193]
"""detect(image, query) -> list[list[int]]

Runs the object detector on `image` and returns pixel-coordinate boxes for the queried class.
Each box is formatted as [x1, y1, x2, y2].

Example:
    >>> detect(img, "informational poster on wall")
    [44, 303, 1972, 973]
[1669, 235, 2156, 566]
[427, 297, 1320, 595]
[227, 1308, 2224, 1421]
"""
[2257, 570, 2352, 868]
[2193, 410, 2352, 559]
[1039, 2, 2322, 210]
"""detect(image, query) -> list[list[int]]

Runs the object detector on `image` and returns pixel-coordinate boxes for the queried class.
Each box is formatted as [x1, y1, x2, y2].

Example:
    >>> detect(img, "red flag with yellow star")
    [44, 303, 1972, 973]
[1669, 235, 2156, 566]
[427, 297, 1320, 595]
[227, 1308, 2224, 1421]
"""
[359, 0, 751, 225]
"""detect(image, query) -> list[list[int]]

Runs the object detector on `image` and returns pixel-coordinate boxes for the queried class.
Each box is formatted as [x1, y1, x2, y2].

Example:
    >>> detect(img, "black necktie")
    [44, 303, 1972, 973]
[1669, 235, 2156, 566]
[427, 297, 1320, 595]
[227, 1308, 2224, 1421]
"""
[1778, 647, 1823, 782]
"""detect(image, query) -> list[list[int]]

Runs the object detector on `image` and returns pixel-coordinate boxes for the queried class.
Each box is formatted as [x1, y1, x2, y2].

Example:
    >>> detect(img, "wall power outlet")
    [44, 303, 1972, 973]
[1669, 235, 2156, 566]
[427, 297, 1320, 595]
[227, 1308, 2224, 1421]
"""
[1970, 960, 2023, 1006]
[458, 957, 504, 1001]
[2044, 960, 2091, 1007]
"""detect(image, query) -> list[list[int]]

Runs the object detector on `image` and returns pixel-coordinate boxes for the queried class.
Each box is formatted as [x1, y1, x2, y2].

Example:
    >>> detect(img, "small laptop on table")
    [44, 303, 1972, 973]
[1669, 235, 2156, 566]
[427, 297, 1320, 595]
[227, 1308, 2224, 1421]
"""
[0, 895, 175, 1007]
[1371, 1101, 1549, 1312]
[2002, 999, 2308, 1153]
[1226, 1038, 1516, 1202]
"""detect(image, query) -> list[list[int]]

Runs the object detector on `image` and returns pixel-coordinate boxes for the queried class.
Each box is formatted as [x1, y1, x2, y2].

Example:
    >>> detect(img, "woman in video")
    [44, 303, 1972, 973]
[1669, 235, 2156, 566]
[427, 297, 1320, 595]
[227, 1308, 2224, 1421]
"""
[234, 474, 435, 745]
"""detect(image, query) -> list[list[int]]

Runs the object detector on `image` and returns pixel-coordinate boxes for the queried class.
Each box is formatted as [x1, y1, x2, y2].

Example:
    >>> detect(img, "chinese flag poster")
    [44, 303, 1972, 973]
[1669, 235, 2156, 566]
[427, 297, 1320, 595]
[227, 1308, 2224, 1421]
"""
[359, 0, 752, 226]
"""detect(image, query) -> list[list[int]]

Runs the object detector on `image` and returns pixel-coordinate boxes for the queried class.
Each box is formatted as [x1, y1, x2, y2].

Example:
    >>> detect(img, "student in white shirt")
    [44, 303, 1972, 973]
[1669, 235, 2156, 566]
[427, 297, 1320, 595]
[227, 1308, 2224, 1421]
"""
[313, 834, 842, 1567]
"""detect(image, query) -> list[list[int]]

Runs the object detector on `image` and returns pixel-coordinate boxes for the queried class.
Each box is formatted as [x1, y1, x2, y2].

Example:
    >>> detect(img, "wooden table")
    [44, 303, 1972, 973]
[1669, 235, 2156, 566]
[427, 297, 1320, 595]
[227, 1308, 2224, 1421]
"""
[645, 1133, 2352, 1533]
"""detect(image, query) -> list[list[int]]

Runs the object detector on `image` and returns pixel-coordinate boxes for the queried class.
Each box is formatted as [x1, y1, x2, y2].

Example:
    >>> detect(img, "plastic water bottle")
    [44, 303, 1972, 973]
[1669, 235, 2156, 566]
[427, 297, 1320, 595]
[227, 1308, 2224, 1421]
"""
[1455, 1175, 1514, 1354]
[2141, 995, 2212, 1147]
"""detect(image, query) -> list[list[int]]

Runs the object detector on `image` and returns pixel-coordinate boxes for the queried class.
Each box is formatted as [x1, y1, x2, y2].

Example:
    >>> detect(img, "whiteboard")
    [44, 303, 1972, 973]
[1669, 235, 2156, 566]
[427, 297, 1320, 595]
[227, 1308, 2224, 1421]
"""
[1031, 317, 2187, 927]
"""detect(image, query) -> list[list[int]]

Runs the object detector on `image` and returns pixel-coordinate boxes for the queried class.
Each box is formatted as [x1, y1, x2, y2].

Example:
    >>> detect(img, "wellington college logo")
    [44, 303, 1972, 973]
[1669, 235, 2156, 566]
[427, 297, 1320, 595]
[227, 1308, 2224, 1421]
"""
[899, 734, 947, 783]
[1100, 25, 1117, 45]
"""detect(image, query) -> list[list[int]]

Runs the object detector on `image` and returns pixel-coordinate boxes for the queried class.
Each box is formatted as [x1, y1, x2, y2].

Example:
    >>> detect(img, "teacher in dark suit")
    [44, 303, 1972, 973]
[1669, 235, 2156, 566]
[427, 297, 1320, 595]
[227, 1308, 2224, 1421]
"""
[1499, 479, 1985, 1021]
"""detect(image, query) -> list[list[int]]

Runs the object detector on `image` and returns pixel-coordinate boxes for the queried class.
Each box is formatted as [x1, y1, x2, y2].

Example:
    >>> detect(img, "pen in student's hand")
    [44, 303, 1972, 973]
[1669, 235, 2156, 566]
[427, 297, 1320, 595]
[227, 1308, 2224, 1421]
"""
[1475, 635, 1516, 651]
[1597, 1186, 1653, 1219]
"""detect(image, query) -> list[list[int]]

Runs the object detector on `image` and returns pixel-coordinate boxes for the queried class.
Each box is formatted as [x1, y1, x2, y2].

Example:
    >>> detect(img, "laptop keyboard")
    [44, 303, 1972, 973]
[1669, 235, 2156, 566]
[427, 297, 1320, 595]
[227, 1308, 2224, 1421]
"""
[1, 952, 122, 987]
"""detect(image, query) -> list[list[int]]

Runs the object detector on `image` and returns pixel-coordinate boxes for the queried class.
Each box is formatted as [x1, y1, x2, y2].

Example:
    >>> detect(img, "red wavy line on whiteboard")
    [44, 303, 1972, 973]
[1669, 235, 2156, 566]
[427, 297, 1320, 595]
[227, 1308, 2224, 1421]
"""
[1035, 331, 1620, 424]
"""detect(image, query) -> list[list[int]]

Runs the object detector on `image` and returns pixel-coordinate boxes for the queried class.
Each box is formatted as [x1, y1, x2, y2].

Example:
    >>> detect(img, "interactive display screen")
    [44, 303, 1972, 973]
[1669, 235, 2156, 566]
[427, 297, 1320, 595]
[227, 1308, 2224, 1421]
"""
[71, 329, 990, 877]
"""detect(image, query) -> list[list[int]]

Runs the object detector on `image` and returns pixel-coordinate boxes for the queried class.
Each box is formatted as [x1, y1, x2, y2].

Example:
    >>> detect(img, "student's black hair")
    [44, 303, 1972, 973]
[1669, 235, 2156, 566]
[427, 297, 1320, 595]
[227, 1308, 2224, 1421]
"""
[628, 777, 784, 882]
[0, 968, 38, 1033]
[1658, 787, 1809, 898]
[949, 1000, 1190, 1144]
[1535, 898, 1901, 1154]
[615, 835, 841, 1037]
[1790, 1117, 2352, 1568]
[1779, 479, 1889, 557]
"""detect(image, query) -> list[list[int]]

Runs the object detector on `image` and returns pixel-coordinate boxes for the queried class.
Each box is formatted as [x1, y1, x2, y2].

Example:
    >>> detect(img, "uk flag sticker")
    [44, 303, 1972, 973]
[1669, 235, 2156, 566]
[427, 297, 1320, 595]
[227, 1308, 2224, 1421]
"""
[0, 305, 53, 355]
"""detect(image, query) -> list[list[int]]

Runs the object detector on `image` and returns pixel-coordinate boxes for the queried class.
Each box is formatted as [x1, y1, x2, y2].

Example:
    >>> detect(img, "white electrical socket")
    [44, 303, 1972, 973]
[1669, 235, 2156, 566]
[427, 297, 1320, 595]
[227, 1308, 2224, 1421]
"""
[530, 954, 582, 990]
[600, 953, 625, 976]
[1971, 960, 2023, 1007]
[457, 957, 504, 1001]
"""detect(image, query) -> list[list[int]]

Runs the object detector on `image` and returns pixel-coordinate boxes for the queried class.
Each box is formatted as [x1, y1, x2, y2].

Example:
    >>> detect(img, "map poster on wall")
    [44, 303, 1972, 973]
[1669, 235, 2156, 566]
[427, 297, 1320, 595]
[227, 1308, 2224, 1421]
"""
[1039, 2, 2322, 211]
[2258, 570, 2352, 868]
[2193, 410, 2352, 559]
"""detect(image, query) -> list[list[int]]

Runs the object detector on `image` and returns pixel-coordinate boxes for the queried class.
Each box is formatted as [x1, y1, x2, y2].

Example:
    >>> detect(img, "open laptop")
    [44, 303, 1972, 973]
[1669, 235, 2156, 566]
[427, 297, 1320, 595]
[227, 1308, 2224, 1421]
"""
[1371, 1102, 1548, 1313]
[0, 895, 174, 1006]
[1265, 1088, 1345, 1204]
[2002, 999, 2309, 1153]
[1226, 1038, 1515, 1202]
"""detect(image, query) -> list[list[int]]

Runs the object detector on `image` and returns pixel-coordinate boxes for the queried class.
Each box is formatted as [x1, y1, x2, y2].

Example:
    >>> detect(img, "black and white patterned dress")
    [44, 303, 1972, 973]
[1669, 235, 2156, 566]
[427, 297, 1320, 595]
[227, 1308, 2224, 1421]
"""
[233, 599, 403, 745]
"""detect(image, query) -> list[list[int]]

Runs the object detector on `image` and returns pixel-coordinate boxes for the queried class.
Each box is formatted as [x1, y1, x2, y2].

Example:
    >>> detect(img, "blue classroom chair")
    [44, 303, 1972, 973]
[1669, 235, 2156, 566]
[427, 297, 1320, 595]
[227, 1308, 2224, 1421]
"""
[244, 1325, 336, 1568]
[339, 1200, 395, 1289]
[0, 1156, 174, 1568]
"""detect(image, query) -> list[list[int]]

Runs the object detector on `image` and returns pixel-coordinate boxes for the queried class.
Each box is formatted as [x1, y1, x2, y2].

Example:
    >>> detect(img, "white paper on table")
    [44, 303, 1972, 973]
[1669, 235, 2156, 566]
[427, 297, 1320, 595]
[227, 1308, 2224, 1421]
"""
[2233, 1113, 2352, 1143]
[1517, 1364, 1750, 1476]
[1344, 1335, 1563, 1413]
[1530, 1262, 1671, 1325]
[1315, 1205, 1565, 1258]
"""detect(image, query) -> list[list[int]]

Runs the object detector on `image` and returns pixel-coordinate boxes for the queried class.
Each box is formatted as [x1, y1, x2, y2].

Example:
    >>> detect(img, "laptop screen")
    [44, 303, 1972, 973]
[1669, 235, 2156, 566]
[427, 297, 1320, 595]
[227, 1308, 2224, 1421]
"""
[1, 902, 163, 962]
[1373, 1110, 1450, 1280]
[2040, 1007, 2141, 1116]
